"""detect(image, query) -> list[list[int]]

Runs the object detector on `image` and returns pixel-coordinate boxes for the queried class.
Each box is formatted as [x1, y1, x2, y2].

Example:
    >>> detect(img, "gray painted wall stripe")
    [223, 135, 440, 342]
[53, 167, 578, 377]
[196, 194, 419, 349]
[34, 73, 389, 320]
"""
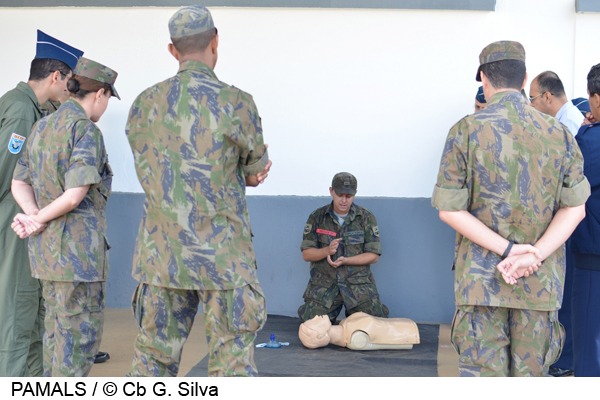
[2, 0, 496, 11]
[577, 0, 600, 13]
[105, 193, 456, 323]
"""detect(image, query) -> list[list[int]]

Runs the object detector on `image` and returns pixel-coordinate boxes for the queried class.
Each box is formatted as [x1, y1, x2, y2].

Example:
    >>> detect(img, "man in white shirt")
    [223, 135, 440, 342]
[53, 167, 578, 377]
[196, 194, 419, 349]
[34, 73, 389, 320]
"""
[529, 71, 584, 135]
[529, 70, 585, 377]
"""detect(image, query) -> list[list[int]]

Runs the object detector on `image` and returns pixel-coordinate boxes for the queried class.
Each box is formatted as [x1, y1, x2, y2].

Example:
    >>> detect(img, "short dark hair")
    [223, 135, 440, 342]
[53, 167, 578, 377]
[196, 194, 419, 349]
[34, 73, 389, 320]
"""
[172, 27, 217, 55]
[587, 63, 600, 96]
[480, 59, 526, 90]
[28, 58, 71, 81]
[67, 75, 112, 99]
[535, 71, 566, 97]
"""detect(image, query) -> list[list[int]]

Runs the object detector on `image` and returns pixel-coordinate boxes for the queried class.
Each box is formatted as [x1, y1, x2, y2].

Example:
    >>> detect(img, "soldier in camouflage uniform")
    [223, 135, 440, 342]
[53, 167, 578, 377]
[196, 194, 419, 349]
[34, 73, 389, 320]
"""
[298, 172, 389, 324]
[125, 5, 271, 377]
[11, 57, 119, 377]
[0, 31, 83, 377]
[432, 41, 590, 376]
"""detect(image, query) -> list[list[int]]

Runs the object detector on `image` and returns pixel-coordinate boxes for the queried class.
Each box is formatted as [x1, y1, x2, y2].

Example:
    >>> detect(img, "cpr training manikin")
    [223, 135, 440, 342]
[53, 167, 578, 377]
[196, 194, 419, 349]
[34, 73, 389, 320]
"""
[298, 312, 420, 350]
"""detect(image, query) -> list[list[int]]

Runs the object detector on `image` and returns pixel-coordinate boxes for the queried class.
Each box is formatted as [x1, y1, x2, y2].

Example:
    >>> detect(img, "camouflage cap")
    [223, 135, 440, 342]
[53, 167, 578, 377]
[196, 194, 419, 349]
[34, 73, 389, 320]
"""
[332, 172, 357, 195]
[74, 57, 120, 100]
[169, 5, 215, 39]
[475, 40, 525, 81]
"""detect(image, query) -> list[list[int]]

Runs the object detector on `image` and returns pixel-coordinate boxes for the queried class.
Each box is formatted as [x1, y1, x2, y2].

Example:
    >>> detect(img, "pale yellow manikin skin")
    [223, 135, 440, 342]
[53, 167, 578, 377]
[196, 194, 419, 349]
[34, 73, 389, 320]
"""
[298, 312, 420, 351]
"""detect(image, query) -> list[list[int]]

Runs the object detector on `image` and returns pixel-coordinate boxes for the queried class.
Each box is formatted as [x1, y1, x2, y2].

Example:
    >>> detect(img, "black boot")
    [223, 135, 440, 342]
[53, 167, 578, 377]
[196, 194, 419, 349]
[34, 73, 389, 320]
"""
[94, 351, 110, 364]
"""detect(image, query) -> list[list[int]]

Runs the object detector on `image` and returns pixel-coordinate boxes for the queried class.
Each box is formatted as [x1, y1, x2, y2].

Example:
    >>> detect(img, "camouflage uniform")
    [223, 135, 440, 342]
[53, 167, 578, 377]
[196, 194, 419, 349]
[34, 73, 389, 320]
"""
[0, 82, 44, 377]
[125, 57, 268, 376]
[12, 57, 117, 377]
[298, 202, 389, 323]
[432, 90, 590, 376]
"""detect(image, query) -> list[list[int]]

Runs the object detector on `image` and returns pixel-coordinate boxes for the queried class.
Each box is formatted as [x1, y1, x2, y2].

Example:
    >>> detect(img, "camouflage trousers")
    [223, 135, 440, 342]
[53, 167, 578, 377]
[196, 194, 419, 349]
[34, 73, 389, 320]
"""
[41, 280, 105, 377]
[128, 282, 266, 377]
[451, 305, 563, 376]
[298, 272, 389, 323]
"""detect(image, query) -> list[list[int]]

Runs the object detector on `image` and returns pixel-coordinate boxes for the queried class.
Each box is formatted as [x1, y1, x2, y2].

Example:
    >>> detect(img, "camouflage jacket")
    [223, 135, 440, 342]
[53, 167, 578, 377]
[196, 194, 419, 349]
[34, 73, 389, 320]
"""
[125, 60, 269, 290]
[301, 202, 381, 280]
[13, 99, 112, 282]
[432, 91, 590, 311]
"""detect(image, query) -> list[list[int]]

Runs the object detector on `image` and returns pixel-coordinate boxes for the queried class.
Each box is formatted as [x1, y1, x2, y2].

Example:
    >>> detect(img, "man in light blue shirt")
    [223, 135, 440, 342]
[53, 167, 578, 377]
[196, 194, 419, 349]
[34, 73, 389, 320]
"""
[529, 70, 585, 377]
[529, 71, 584, 135]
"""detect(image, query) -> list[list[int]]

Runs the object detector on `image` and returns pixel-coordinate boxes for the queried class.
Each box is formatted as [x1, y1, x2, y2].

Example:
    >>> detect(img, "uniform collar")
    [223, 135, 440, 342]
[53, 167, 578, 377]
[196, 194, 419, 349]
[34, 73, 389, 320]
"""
[16, 81, 42, 114]
[178, 60, 218, 80]
[60, 98, 89, 117]
[326, 202, 358, 221]
[578, 121, 600, 135]
[487, 90, 527, 106]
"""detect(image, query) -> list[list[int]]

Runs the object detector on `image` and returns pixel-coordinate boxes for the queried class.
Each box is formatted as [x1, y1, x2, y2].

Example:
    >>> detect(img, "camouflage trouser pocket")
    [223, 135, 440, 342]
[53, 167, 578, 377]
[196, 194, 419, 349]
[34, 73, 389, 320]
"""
[544, 310, 565, 368]
[449, 307, 463, 355]
[131, 283, 145, 328]
[228, 283, 266, 334]
[303, 270, 336, 309]
[345, 270, 377, 310]
[449, 305, 479, 357]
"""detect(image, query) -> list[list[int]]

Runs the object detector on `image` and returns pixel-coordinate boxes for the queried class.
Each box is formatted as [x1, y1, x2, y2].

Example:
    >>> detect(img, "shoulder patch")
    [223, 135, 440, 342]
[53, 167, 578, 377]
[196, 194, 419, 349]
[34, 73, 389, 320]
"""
[8, 133, 26, 154]
[372, 226, 380, 237]
[304, 223, 312, 235]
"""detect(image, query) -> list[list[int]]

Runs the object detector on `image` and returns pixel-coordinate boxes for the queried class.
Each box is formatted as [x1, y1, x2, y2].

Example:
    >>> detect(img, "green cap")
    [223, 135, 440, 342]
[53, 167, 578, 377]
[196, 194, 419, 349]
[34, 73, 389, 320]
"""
[169, 5, 215, 39]
[332, 172, 357, 195]
[475, 40, 525, 81]
[74, 57, 120, 99]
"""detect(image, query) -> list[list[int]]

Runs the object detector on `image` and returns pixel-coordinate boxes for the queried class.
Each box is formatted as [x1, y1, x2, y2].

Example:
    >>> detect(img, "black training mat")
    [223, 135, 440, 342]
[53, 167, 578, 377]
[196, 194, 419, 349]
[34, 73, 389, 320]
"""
[187, 315, 440, 377]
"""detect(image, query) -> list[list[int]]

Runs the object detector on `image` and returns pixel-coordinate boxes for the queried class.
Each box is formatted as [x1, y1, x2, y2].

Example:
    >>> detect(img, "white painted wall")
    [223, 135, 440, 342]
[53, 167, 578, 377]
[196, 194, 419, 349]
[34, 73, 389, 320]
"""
[1, 0, 598, 197]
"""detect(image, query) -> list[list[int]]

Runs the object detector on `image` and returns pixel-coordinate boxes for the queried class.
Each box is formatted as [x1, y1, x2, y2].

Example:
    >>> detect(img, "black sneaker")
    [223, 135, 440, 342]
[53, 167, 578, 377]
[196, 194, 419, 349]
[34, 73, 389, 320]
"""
[94, 351, 110, 364]
[549, 366, 574, 377]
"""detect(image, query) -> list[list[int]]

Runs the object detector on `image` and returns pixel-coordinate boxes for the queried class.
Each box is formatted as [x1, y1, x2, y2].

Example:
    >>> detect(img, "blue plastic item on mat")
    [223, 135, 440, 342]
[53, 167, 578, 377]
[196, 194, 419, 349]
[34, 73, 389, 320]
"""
[256, 333, 289, 348]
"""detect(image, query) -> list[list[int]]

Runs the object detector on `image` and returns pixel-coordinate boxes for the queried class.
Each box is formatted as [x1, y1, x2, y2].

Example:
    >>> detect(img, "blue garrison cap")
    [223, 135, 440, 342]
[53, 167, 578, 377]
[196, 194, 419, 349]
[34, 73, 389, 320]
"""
[35, 30, 83, 70]
[572, 97, 590, 116]
[476, 86, 486, 103]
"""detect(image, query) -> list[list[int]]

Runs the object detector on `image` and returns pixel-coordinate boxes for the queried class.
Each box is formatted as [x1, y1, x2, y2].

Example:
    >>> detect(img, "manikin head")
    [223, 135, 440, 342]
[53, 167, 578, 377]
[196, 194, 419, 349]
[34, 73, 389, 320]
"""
[298, 315, 332, 349]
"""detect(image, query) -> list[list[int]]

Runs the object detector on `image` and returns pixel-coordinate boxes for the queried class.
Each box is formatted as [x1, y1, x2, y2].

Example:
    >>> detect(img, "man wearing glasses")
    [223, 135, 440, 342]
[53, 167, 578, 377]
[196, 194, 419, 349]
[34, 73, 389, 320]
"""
[432, 41, 590, 376]
[528, 70, 587, 377]
[529, 71, 584, 136]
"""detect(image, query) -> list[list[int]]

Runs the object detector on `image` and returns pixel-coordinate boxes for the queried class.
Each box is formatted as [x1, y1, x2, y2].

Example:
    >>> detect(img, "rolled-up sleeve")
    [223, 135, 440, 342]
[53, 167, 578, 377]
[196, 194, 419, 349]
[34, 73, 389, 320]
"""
[432, 186, 469, 211]
[242, 148, 269, 176]
[12, 154, 31, 184]
[64, 121, 102, 189]
[431, 120, 469, 211]
[234, 90, 269, 177]
[560, 134, 591, 207]
[560, 178, 590, 207]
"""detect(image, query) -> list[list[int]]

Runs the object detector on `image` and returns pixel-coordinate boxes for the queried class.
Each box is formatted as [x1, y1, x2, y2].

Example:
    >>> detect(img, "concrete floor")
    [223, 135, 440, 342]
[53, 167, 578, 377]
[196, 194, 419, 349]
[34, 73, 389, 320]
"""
[89, 308, 208, 377]
[90, 309, 459, 377]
